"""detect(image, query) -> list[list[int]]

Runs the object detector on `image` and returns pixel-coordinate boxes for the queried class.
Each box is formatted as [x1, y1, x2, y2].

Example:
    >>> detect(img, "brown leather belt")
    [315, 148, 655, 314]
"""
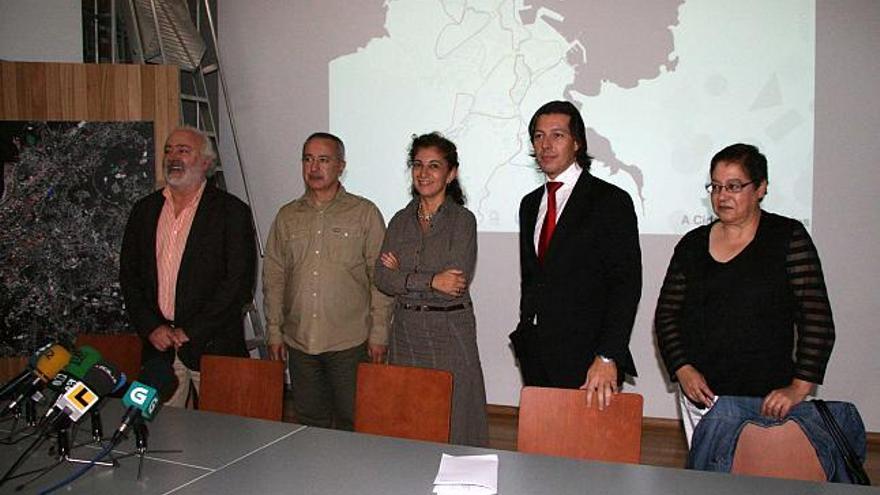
[398, 302, 471, 312]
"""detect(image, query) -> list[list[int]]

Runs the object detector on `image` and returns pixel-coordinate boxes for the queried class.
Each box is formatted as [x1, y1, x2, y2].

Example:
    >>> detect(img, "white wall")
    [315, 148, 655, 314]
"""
[217, 1, 880, 429]
[810, 0, 880, 422]
[0, 0, 82, 63]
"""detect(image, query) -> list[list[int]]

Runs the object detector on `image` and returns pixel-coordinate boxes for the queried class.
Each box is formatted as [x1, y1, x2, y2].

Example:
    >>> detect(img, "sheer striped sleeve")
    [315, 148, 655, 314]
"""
[786, 222, 835, 384]
[655, 249, 690, 380]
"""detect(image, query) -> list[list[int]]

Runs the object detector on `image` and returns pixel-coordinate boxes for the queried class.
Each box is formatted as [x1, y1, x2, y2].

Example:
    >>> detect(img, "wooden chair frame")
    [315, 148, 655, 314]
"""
[354, 363, 453, 443]
[517, 386, 643, 463]
[199, 355, 285, 422]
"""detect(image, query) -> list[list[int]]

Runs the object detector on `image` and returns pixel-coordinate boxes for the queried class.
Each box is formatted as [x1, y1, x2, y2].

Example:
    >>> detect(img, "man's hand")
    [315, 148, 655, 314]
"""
[149, 325, 191, 352]
[268, 343, 287, 361]
[431, 269, 467, 297]
[170, 328, 190, 349]
[761, 378, 813, 419]
[148, 324, 176, 352]
[675, 364, 715, 408]
[580, 356, 618, 410]
[367, 343, 387, 364]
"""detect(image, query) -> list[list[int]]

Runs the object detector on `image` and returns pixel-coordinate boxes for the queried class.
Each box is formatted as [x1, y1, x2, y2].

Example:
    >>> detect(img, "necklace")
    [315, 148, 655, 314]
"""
[417, 202, 435, 223]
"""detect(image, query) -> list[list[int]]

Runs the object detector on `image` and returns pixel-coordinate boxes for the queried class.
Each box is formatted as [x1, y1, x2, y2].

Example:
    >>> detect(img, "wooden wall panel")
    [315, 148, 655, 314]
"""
[0, 61, 180, 182]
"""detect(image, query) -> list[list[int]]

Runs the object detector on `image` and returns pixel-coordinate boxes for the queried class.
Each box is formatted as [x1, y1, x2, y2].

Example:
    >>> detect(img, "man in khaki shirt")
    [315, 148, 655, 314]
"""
[263, 132, 391, 430]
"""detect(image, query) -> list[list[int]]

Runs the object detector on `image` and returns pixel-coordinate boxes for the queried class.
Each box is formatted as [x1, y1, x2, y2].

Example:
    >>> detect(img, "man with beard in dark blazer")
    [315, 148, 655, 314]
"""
[120, 126, 257, 407]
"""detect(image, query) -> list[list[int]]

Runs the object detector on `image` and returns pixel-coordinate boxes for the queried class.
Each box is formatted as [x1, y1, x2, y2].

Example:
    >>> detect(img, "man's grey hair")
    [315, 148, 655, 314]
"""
[304, 132, 346, 161]
[171, 125, 217, 171]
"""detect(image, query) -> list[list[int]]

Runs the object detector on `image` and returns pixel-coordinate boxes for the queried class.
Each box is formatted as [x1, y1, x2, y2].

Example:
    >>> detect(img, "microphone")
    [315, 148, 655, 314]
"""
[0, 361, 120, 489]
[41, 361, 123, 430]
[63, 346, 103, 379]
[42, 346, 104, 396]
[87, 363, 128, 442]
[111, 383, 159, 445]
[0, 341, 56, 400]
[110, 358, 173, 445]
[45, 371, 78, 396]
[1, 344, 72, 415]
[13, 346, 104, 420]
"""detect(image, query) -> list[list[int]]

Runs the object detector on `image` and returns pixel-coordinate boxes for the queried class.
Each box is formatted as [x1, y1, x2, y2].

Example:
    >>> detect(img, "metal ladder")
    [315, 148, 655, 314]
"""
[119, 0, 267, 357]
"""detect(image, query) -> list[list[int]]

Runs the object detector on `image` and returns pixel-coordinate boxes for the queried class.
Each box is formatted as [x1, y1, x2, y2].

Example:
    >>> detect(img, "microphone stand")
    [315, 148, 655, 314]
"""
[65, 407, 122, 467]
[70, 408, 106, 446]
[5, 421, 117, 491]
[26, 398, 37, 427]
[0, 398, 39, 445]
[91, 409, 104, 443]
[114, 419, 181, 481]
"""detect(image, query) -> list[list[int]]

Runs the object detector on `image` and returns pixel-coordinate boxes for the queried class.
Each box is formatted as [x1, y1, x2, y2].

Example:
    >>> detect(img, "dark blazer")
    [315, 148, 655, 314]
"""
[518, 170, 641, 387]
[119, 182, 257, 371]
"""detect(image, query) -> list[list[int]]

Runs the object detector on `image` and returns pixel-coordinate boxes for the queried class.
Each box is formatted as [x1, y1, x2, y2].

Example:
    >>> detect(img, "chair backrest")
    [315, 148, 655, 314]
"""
[731, 421, 826, 481]
[354, 362, 453, 443]
[0, 356, 28, 383]
[517, 387, 643, 463]
[75, 333, 142, 382]
[198, 355, 285, 421]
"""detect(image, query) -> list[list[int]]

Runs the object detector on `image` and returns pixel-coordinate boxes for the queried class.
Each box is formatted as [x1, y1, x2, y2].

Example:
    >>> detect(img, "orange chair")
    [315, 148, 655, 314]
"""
[731, 421, 826, 481]
[517, 387, 643, 463]
[75, 333, 142, 382]
[0, 356, 28, 383]
[198, 355, 285, 421]
[354, 363, 453, 443]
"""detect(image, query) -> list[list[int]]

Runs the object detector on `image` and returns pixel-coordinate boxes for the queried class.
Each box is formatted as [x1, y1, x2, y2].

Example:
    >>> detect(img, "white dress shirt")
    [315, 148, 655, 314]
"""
[533, 162, 582, 252]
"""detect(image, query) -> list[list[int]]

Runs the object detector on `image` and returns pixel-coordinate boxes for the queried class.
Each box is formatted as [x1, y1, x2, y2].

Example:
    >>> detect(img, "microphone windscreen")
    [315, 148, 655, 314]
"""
[81, 361, 123, 397]
[33, 345, 72, 382]
[46, 372, 78, 394]
[0, 342, 65, 399]
[112, 373, 128, 393]
[30, 341, 58, 366]
[65, 346, 103, 379]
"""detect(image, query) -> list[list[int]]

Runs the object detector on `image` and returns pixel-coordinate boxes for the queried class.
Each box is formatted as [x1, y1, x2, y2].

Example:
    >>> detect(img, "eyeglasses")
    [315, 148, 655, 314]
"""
[705, 181, 754, 194]
[301, 155, 337, 166]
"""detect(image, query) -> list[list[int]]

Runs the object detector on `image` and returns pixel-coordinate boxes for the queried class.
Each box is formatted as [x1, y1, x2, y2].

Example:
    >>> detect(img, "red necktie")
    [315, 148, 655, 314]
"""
[537, 181, 562, 264]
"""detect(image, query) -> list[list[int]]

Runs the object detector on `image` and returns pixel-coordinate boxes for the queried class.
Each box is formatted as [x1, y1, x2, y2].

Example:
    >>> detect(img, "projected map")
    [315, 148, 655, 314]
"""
[330, 0, 815, 234]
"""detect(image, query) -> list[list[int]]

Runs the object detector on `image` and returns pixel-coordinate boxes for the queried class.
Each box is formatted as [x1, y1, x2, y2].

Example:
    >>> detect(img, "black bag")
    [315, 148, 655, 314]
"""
[813, 399, 871, 485]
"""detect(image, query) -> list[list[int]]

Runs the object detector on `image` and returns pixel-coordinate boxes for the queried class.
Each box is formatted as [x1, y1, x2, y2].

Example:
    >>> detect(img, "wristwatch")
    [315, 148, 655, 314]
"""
[598, 355, 614, 364]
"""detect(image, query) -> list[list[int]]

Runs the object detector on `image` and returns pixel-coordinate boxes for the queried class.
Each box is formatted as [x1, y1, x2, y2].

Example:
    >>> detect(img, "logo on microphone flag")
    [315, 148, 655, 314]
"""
[122, 381, 159, 420]
[65, 383, 97, 413]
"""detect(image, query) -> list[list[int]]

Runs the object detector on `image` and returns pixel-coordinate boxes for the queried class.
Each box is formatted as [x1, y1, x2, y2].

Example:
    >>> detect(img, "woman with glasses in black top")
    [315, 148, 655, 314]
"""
[654, 143, 835, 446]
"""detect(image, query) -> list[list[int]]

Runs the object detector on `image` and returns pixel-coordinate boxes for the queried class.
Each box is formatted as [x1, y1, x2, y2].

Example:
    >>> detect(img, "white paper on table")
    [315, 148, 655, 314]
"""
[433, 485, 495, 495]
[432, 453, 498, 495]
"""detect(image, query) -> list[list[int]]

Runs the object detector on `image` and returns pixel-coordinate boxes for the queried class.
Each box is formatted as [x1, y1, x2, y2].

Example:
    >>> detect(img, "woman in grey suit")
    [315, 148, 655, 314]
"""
[374, 132, 488, 447]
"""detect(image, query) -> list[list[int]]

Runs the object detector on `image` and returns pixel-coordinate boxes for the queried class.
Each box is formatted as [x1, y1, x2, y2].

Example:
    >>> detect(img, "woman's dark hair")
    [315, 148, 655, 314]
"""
[408, 132, 466, 205]
[528, 100, 593, 170]
[710, 143, 768, 185]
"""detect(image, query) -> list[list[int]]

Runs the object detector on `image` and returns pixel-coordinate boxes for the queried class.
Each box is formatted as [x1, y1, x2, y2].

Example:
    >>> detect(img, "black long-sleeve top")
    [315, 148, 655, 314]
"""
[654, 211, 835, 397]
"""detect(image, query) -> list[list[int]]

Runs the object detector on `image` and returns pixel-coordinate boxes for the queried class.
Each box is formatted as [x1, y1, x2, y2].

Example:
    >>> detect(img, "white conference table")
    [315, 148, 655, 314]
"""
[0, 401, 303, 494]
[0, 403, 876, 494]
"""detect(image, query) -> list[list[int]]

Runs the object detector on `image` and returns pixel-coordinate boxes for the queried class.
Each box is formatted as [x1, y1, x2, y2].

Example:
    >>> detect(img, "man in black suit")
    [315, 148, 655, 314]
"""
[516, 101, 641, 409]
[120, 126, 257, 407]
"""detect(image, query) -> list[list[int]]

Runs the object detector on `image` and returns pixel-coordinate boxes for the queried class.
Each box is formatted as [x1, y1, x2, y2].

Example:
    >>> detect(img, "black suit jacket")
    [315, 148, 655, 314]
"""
[518, 170, 641, 387]
[119, 182, 257, 371]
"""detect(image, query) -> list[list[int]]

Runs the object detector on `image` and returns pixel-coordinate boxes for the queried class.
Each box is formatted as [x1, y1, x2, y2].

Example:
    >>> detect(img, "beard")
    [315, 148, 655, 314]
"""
[164, 160, 204, 190]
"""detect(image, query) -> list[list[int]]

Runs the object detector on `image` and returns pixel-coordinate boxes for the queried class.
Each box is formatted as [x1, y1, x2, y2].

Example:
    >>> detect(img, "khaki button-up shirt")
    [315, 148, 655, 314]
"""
[263, 186, 391, 354]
